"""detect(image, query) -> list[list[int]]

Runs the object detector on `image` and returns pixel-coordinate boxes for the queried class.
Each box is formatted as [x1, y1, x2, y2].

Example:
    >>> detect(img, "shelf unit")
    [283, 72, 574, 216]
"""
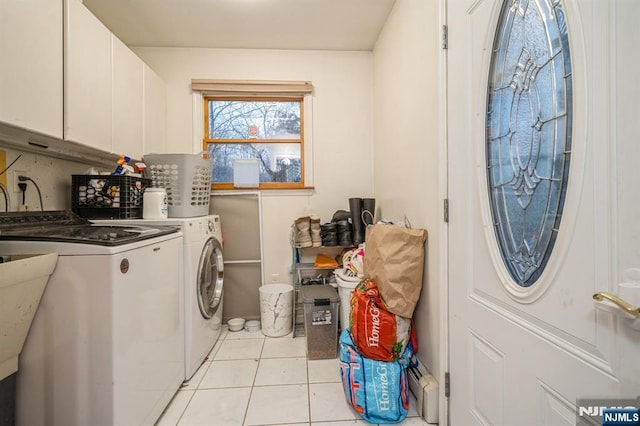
[293, 259, 334, 337]
[291, 237, 352, 337]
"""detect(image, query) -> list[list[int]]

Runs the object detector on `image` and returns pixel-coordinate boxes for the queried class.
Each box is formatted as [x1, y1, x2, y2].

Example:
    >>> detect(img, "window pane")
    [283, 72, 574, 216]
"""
[207, 99, 301, 140]
[208, 143, 301, 184]
[485, 0, 573, 287]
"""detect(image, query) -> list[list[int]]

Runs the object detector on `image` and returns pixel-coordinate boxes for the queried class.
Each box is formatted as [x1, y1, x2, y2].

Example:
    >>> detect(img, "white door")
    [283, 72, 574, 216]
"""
[448, 0, 640, 425]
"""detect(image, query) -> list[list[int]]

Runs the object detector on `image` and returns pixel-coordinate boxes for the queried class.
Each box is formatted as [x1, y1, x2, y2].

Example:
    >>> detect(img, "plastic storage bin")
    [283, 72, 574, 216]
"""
[72, 175, 150, 219]
[302, 285, 340, 359]
[143, 153, 212, 218]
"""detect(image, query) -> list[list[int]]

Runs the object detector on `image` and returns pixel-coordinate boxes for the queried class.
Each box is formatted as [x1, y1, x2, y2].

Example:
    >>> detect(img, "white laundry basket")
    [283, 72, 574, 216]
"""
[143, 153, 212, 218]
[335, 270, 360, 332]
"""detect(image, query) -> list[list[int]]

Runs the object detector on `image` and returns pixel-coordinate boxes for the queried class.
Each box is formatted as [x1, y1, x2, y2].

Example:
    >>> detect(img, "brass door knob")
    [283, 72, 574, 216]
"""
[593, 292, 640, 318]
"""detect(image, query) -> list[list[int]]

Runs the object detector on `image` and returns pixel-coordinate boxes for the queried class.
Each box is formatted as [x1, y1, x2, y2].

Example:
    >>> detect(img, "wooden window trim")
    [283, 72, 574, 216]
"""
[203, 95, 306, 190]
[191, 79, 313, 96]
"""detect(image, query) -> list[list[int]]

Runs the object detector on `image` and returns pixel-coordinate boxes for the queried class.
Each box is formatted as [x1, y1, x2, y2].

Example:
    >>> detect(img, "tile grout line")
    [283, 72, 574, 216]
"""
[242, 335, 265, 425]
[174, 389, 195, 426]
[306, 355, 312, 424]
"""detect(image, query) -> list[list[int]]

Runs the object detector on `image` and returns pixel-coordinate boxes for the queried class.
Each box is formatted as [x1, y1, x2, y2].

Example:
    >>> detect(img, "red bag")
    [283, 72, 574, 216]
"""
[349, 279, 411, 361]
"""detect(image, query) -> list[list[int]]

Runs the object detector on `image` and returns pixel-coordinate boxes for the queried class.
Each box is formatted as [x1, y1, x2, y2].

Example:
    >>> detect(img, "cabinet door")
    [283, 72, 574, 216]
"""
[64, 0, 111, 152]
[0, 0, 63, 139]
[142, 64, 167, 155]
[112, 35, 143, 159]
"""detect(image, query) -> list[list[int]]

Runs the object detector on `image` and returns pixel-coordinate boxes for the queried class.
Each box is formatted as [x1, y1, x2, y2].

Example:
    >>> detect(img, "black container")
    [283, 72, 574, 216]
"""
[71, 175, 151, 219]
[0, 373, 16, 426]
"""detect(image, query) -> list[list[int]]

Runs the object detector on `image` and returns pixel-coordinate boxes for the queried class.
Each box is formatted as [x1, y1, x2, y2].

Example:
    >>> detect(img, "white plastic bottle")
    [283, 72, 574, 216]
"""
[142, 188, 168, 219]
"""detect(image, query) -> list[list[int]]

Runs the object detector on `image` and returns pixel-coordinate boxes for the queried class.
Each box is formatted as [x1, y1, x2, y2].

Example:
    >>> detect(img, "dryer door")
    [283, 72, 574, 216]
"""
[197, 237, 224, 319]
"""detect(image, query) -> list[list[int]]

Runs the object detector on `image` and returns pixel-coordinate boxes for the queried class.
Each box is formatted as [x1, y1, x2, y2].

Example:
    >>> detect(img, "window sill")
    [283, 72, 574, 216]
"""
[212, 187, 315, 196]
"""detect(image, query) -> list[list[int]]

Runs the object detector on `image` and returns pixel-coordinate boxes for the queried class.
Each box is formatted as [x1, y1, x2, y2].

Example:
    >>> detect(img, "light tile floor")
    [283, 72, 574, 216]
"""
[157, 326, 428, 426]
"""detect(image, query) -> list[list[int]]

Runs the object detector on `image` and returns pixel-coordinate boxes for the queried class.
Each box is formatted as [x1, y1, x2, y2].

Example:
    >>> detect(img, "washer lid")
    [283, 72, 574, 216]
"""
[0, 211, 178, 246]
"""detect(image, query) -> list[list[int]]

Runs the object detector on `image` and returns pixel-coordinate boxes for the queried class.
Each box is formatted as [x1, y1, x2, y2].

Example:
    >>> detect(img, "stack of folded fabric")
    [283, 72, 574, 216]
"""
[313, 253, 338, 269]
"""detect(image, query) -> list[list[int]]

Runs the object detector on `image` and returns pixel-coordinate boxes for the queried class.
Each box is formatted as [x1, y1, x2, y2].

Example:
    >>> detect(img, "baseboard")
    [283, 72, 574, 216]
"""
[407, 359, 439, 424]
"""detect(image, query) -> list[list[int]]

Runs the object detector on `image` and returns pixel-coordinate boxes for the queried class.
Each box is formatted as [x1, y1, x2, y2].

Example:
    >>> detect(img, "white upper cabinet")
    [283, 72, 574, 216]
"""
[143, 64, 167, 155]
[0, 0, 63, 139]
[1, 0, 167, 159]
[64, 0, 112, 153]
[112, 35, 143, 159]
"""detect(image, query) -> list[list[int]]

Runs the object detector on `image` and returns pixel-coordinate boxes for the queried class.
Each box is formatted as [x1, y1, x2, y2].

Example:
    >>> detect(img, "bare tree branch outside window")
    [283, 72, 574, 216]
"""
[204, 98, 304, 188]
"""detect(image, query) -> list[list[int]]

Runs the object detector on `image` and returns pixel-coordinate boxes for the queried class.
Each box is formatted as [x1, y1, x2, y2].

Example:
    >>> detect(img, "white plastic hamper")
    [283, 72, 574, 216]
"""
[335, 270, 360, 332]
[259, 284, 293, 337]
[143, 153, 212, 218]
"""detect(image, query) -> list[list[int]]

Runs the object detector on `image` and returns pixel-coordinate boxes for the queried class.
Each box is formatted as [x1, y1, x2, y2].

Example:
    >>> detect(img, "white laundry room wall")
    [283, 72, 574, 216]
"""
[372, 0, 442, 382]
[133, 47, 375, 316]
[0, 147, 100, 212]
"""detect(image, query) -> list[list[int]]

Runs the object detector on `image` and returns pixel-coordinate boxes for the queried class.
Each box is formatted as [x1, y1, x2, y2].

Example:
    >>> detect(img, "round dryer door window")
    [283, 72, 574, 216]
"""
[197, 237, 224, 319]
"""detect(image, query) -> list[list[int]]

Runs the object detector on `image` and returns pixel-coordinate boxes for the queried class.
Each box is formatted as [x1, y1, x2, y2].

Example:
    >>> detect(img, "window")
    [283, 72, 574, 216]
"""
[204, 97, 304, 189]
[192, 79, 313, 190]
[485, 0, 573, 287]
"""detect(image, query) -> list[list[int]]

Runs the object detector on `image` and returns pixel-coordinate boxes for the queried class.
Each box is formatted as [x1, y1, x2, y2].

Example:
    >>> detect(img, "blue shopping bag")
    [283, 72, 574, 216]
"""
[339, 329, 414, 424]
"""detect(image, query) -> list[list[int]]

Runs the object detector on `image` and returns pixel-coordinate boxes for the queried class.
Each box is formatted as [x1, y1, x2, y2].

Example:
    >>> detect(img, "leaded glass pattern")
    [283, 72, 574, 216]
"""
[486, 0, 572, 287]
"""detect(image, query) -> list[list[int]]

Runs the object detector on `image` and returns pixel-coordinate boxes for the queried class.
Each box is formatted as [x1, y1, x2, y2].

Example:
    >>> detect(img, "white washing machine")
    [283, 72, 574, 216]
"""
[94, 215, 224, 380]
[0, 211, 184, 425]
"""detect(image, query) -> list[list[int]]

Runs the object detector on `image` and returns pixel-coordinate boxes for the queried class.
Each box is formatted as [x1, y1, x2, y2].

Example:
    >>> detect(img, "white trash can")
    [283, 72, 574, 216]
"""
[259, 284, 294, 337]
[335, 270, 360, 332]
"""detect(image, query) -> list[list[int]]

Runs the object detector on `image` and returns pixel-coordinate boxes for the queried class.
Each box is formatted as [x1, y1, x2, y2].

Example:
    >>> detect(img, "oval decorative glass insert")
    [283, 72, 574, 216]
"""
[486, 0, 572, 287]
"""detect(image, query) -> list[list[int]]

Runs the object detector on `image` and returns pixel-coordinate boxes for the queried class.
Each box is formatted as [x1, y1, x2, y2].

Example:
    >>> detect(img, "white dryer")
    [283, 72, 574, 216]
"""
[93, 215, 224, 381]
[183, 215, 224, 380]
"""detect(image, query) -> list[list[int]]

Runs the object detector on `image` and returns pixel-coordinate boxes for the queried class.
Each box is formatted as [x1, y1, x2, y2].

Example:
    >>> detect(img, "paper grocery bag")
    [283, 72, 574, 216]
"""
[363, 224, 428, 318]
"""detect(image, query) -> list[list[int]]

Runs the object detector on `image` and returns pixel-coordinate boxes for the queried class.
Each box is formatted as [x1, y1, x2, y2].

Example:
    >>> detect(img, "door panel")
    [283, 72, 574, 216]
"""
[448, 0, 640, 424]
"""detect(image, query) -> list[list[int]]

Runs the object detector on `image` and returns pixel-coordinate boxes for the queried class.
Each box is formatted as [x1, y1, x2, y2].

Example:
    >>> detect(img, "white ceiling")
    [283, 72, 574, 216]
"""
[82, 0, 397, 51]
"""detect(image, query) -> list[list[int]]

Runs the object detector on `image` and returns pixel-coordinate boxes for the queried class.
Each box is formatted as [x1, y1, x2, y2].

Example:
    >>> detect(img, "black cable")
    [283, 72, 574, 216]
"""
[18, 177, 44, 211]
[0, 182, 9, 211]
[18, 182, 27, 205]
[0, 154, 22, 177]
